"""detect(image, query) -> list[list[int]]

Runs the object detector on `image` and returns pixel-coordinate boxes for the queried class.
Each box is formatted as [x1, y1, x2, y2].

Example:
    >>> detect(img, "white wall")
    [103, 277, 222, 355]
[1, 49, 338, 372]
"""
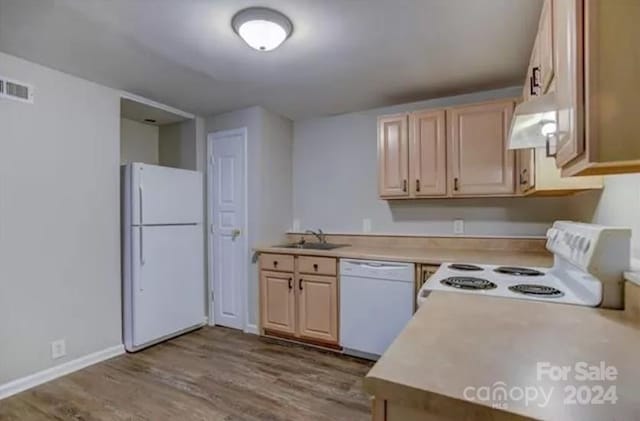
[206, 106, 292, 328]
[120, 118, 159, 165]
[293, 87, 578, 238]
[0, 52, 122, 384]
[570, 174, 640, 260]
[159, 119, 198, 170]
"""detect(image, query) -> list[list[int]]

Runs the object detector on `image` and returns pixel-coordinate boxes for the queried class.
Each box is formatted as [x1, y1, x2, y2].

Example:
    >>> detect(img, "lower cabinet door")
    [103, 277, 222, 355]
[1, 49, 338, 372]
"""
[260, 271, 296, 335]
[297, 275, 338, 344]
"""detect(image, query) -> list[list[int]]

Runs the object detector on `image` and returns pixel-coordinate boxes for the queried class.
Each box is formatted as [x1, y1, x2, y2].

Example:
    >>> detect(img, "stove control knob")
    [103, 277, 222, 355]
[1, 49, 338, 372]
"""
[577, 237, 587, 252]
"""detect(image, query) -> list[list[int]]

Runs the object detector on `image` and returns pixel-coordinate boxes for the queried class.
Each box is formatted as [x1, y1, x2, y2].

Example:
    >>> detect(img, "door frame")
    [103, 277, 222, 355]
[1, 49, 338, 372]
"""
[206, 128, 250, 332]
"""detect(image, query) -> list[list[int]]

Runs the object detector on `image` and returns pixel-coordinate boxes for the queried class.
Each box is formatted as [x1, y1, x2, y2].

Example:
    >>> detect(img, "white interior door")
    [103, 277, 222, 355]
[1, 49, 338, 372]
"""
[208, 129, 247, 330]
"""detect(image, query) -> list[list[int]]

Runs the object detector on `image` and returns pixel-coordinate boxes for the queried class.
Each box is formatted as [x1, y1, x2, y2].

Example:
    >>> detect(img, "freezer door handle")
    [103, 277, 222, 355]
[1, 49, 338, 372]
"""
[138, 184, 144, 225]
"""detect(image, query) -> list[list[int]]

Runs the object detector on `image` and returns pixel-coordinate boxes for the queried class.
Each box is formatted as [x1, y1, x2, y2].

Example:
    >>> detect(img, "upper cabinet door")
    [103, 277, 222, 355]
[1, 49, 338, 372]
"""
[553, 0, 584, 167]
[517, 148, 536, 194]
[448, 100, 516, 196]
[410, 110, 447, 197]
[538, 0, 555, 93]
[378, 115, 409, 198]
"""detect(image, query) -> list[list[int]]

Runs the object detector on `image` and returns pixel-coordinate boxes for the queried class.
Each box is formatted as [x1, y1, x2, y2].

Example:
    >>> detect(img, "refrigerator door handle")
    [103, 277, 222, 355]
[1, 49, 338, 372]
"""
[139, 226, 145, 266]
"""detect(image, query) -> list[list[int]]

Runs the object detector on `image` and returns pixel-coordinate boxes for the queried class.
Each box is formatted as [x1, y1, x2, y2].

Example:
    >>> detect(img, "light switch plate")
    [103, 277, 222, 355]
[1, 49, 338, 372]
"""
[51, 339, 66, 360]
[453, 219, 465, 235]
[363, 218, 372, 233]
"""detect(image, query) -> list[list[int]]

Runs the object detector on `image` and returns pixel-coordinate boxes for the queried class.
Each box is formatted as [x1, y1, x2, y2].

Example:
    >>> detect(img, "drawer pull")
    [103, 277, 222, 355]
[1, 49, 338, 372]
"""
[288, 278, 292, 290]
[299, 278, 303, 290]
[313, 264, 318, 271]
[273, 260, 278, 268]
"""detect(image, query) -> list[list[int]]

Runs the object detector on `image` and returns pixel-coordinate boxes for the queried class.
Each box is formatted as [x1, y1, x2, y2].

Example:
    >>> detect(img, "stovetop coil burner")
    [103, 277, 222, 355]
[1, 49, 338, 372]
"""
[508, 284, 564, 298]
[494, 266, 545, 277]
[441, 277, 497, 291]
[448, 263, 484, 271]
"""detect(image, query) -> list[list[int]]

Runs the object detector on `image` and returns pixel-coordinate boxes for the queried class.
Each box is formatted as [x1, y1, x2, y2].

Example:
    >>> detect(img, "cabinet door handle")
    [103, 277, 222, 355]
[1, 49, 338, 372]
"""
[273, 260, 278, 268]
[454, 177, 459, 191]
[403, 179, 407, 192]
[299, 278, 303, 290]
[532, 67, 541, 88]
[546, 134, 557, 158]
[416, 179, 421, 192]
[530, 75, 536, 96]
[313, 264, 318, 271]
[520, 169, 528, 185]
[288, 278, 292, 290]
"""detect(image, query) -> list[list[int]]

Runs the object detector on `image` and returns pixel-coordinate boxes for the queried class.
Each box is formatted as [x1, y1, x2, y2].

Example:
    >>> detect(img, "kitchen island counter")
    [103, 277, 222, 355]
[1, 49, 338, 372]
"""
[363, 291, 640, 421]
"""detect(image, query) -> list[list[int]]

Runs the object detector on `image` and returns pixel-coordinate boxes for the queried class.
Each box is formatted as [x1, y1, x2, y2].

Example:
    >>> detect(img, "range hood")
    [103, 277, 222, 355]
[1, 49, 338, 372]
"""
[508, 93, 558, 150]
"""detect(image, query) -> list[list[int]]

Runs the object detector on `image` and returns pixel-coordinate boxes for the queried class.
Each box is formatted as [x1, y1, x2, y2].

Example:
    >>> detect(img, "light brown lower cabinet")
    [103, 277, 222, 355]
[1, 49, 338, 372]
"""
[297, 274, 338, 343]
[259, 254, 339, 347]
[260, 270, 296, 335]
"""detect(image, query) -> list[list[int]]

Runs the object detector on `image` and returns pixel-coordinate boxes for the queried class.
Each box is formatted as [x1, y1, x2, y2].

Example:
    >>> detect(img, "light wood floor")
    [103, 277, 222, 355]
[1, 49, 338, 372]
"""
[0, 327, 373, 421]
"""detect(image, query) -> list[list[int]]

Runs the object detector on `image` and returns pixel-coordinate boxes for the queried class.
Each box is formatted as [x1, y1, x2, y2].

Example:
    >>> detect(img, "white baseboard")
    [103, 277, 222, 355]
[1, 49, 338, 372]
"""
[244, 324, 259, 335]
[0, 344, 125, 400]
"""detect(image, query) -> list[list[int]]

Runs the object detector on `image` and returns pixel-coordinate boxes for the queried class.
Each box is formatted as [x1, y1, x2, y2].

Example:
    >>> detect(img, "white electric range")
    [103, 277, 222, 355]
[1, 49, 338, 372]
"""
[418, 221, 631, 309]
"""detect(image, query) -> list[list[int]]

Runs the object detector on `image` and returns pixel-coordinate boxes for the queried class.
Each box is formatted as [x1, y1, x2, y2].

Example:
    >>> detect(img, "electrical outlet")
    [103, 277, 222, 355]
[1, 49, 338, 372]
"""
[363, 218, 372, 233]
[51, 339, 66, 360]
[453, 219, 465, 235]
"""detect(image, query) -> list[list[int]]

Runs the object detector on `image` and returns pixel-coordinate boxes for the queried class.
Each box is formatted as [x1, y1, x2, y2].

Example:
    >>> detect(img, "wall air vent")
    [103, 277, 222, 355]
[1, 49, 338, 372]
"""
[0, 76, 34, 103]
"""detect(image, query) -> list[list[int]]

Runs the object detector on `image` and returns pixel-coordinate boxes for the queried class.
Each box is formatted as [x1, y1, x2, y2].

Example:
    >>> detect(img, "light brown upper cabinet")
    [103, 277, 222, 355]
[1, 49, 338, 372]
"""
[515, 0, 603, 196]
[448, 100, 516, 196]
[524, 0, 553, 101]
[378, 97, 599, 199]
[521, 0, 640, 176]
[410, 110, 447, 197]
[517, 148, 603, 196]
[537, 0, 554, 94]
[378, 114, 409, 198]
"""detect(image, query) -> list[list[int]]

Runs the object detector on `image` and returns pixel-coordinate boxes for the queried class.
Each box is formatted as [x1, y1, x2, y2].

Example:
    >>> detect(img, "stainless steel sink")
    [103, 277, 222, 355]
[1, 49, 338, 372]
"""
[274, 243, 348, 250]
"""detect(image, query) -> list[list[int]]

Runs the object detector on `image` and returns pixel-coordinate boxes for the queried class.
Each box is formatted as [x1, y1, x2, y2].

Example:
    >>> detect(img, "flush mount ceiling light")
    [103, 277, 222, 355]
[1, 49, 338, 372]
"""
[232, 7, 293, 52]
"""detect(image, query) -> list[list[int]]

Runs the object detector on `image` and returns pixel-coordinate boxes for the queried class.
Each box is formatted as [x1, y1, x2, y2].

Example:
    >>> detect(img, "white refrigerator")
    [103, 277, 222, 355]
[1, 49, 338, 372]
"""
[121, 163, 205, 352]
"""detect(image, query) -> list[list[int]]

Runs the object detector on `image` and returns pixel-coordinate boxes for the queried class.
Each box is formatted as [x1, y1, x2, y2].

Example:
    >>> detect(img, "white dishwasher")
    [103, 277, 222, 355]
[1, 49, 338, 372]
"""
[340, 259, 415, 359]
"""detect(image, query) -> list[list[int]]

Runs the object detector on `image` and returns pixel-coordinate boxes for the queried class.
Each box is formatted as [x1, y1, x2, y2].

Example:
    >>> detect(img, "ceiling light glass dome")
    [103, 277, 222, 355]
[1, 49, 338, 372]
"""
[232, 7, 293, 52]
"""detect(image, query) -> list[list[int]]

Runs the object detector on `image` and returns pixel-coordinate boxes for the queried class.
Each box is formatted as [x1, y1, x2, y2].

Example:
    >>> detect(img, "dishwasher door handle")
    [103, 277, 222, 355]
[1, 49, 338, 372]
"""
[345, 261, 407, 269]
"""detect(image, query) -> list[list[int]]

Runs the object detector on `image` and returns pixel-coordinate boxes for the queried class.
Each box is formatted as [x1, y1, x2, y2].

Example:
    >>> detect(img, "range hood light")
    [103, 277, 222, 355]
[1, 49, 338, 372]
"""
[541, 121, 557, 137]
[508, 92, 559, 150]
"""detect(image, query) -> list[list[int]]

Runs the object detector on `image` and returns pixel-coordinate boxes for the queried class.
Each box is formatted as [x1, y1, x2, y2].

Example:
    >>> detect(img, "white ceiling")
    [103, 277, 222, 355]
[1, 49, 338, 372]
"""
[0, 0, 542, 119]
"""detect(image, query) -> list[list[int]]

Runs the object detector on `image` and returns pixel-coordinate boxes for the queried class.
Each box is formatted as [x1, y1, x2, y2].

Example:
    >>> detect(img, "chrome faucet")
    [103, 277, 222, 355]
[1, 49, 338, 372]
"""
[305, 229, 326, 244]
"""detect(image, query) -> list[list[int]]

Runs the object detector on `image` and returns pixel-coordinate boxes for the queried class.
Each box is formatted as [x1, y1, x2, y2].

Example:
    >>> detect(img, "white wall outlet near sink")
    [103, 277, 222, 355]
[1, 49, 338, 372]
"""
[453, 219, 465, 235]
[51, 339, 66, 360]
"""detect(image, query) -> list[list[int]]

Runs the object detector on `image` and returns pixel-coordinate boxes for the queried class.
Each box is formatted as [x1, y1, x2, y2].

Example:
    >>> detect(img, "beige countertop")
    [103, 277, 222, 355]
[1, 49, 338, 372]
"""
[254, 245, 553, 267]
[625, 271, 640, 286]
[363, 292, 640, 421]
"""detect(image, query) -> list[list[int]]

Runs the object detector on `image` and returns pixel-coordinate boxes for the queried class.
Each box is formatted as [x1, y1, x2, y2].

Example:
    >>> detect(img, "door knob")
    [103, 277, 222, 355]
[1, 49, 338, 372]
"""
[231, 229, 241, 240]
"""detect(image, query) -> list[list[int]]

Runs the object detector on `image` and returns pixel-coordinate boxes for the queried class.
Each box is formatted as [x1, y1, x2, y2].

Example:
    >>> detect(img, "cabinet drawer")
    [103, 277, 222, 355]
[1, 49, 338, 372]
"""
[298, 256, 337, 276]
[260, 254, 294, 272]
